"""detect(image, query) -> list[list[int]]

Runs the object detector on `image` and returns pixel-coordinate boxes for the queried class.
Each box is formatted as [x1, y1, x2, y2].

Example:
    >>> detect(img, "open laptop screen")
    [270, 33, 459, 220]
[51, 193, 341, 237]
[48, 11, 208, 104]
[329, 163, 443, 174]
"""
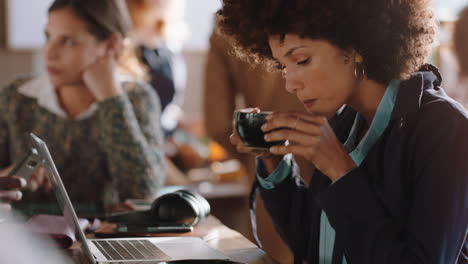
[30, 133, 97, 264]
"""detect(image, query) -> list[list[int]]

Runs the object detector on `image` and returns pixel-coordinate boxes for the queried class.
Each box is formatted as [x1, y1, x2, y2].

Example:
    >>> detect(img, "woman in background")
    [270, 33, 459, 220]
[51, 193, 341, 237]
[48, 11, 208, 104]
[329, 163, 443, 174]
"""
[126, 0, 188, 134]
[453, 5, 468, 106]
[0, 0, 165, 216]
[127, 0, 199, 186]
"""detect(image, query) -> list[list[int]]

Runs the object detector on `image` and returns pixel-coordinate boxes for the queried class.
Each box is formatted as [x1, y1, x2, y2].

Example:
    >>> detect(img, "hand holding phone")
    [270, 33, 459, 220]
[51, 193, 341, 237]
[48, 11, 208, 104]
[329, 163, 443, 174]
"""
[0, 173, 26, 202]
[2, 148, 37, 198]
[7, 148, 51, 192]
[7, 148, 42, 180]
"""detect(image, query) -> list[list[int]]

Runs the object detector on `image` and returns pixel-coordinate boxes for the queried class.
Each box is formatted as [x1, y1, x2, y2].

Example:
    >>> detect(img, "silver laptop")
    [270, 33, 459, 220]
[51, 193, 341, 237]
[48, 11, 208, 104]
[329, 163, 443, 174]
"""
[30, 133, 228, 264]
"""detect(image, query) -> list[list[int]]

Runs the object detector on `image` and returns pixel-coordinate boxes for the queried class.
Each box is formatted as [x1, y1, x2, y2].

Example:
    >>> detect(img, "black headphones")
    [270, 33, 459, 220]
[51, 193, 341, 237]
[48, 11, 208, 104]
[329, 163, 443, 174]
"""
[108, 189, 210, 226]
[150, 189, 210, 225]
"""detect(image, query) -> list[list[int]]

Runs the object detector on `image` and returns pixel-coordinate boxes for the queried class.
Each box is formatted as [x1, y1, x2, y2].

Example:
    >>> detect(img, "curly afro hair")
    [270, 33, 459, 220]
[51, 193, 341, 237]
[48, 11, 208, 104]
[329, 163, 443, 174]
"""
[216, 0, 437, 85]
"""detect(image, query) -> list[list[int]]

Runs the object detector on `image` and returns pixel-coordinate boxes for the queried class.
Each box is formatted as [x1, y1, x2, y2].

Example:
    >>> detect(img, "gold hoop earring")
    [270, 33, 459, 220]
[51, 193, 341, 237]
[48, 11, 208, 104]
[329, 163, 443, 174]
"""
[354, 65, 360, 79]
[354, 54, 365, 79]
[354, 64, 366, 79]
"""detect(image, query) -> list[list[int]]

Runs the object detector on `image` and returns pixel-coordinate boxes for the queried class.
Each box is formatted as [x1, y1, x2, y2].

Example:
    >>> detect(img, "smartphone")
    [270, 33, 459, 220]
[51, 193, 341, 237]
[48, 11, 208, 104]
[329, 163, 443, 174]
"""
[116, 223, 193, 233]
[8, 148, 42, 179]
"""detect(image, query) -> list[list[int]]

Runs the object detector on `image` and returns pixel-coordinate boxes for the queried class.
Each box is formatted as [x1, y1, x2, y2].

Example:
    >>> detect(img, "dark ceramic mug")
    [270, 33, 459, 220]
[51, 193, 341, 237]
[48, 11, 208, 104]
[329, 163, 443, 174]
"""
[234, 110, 285, 150]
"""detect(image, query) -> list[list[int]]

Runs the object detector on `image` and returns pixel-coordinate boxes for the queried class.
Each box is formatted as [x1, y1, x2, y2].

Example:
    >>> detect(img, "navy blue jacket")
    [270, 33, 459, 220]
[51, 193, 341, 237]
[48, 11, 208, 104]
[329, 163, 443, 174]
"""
[259, 65, 468, 264]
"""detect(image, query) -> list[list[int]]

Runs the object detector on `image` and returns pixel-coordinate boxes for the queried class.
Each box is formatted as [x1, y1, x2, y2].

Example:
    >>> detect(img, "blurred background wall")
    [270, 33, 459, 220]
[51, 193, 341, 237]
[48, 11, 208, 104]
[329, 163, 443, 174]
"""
[1, 0, 467, 123]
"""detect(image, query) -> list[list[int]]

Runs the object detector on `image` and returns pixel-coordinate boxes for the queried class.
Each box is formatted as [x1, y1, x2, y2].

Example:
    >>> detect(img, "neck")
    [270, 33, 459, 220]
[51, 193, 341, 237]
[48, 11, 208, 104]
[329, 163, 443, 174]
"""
[348, 78, 387, 125]
[56, 84, 95, 118]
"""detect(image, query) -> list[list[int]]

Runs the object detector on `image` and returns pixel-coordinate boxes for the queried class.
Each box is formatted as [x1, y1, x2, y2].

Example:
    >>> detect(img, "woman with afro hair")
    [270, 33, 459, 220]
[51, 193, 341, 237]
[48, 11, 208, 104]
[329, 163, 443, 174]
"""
[220, 0, 468, 263]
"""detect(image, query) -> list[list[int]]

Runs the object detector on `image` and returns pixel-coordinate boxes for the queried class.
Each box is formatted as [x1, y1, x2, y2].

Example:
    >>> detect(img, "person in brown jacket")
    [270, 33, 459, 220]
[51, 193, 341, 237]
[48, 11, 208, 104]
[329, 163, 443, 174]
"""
[452, 5, 468, 107]
[203, 28, 312, 263]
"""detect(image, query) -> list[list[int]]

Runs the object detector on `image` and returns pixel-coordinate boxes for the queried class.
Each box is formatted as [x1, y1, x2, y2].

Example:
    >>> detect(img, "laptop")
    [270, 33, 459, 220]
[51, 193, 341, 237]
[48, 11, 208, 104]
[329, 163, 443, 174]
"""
[29, 133, 229, 264]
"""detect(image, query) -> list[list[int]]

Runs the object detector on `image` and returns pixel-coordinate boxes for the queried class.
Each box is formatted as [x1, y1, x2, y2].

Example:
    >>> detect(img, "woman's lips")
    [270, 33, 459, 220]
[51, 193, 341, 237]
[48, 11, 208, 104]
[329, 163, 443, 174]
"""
[302, 99, 317, 108]
[46, 66, 60, 75]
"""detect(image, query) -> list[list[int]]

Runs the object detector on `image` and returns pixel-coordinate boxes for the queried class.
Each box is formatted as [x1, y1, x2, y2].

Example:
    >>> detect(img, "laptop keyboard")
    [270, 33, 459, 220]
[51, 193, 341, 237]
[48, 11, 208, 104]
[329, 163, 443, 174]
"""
[92, 239, 170, 260]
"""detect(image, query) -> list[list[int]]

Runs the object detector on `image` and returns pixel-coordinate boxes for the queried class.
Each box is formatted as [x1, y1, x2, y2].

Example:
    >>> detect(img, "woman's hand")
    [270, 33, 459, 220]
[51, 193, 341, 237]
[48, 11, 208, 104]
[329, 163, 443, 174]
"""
[83, 49, 123, 101]
[0, 164, 52, 194]
[0, 165, 26, 203]
[262, 111, 356, 181]
[28, 166, 52, 192]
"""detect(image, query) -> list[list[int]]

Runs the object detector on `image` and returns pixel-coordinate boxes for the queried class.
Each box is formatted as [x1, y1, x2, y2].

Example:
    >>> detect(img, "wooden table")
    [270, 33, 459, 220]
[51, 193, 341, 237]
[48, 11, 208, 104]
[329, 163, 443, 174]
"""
[68, 216, 277, 264]
[189, 182, 252, 237]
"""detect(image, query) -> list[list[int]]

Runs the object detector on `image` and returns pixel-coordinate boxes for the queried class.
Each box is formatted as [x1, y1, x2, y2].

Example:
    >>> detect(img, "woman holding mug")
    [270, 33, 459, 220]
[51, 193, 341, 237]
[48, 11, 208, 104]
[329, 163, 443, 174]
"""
[222, 0, 468, 263]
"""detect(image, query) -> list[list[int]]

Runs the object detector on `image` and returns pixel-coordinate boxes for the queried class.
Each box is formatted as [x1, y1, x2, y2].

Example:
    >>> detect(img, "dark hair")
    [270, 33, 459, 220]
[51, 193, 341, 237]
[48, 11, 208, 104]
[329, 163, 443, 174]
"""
[454, 6, 468, 77]
[216, 0, 437, 85]
[48, 0, 131, 40]
[48, 0, 147, 79]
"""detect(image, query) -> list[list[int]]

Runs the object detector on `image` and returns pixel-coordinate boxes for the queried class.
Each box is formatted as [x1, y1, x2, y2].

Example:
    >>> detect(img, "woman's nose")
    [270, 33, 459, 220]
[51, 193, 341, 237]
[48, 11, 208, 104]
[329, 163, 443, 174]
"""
[44, 43, 58, 61]
[285, 76, 303, 93]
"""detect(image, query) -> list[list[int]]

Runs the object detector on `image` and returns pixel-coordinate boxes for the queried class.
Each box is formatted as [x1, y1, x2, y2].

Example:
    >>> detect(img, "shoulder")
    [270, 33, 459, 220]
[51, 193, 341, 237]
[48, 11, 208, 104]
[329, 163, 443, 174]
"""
[122, 79, 161, 110]
[418, 87, 468, 125]
[406, 90, 468, 139]
[1, 74, 34, 93]
[397, 79, 468, 184]
[123, 79, 158, 98]
[402, 88, 468, 157]
[394, 70, 468, 156]
[398, 66, 468, 131]
[0, 74, 37, 103]
[209, 31, 230, 51]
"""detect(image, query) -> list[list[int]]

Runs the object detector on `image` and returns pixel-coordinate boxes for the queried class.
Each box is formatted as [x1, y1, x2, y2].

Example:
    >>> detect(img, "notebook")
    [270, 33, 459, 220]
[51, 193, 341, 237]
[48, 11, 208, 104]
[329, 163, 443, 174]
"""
[29, 133, 228, 264]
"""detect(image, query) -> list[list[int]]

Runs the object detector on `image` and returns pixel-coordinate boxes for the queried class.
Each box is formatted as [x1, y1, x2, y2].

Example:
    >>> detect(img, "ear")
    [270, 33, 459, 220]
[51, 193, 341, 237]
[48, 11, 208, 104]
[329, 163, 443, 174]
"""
[105, 33, 124, 57]
[342, 48, 359, 65]
[349, 49, 363, 63]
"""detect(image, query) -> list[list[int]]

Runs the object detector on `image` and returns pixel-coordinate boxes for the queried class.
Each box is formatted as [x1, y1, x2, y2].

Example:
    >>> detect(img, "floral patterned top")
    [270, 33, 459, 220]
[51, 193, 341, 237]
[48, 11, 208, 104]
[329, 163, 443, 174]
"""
[0, 75, 165, 216]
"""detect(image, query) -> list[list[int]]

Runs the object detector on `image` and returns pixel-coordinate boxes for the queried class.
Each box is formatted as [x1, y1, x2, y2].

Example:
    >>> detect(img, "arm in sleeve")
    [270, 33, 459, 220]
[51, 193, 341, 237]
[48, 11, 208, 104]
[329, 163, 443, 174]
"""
[318, 104, 468, 264]
[258, 155, 323, 258]
[96, 83, 166, 201]
[256, 154, 293, 189]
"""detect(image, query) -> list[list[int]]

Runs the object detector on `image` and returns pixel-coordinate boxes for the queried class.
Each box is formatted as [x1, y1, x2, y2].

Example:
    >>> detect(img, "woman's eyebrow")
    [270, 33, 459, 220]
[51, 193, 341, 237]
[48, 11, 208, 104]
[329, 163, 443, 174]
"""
[283, 46, 307, 58]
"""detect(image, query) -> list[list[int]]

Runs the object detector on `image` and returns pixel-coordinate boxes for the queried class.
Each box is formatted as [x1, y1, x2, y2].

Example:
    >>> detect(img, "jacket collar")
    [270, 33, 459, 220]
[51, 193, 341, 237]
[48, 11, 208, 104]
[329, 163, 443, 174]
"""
[391, 64, 443, 120]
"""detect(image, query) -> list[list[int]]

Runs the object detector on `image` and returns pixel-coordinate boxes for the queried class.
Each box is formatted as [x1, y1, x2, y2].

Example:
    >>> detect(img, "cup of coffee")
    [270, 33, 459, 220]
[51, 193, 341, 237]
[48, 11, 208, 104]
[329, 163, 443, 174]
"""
[234, 110, 285, 150]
